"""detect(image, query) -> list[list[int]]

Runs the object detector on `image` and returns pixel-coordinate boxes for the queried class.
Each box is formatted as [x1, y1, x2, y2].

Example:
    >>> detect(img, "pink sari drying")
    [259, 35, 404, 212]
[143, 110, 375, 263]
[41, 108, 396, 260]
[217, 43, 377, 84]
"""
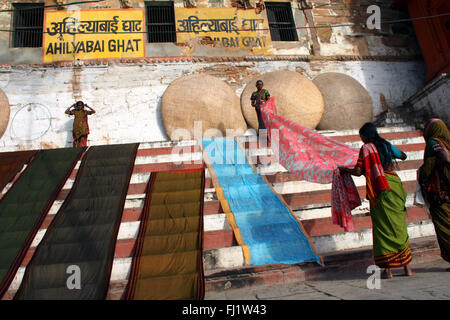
[331, 170, 361, 231]
[261, 97, 361, 231]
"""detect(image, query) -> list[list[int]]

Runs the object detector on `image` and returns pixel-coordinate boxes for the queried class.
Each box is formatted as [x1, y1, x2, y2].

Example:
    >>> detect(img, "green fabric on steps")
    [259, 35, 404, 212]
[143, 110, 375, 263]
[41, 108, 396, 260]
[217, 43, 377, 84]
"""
[0, 147, 85, 298]
[15, 143, 138, 300]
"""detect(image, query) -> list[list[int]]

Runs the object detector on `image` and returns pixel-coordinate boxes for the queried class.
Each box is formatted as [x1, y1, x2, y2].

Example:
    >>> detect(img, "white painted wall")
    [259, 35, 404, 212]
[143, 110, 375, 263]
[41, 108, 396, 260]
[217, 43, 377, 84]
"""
[0, 59, 426, 151]
[408, 74, 450, 125]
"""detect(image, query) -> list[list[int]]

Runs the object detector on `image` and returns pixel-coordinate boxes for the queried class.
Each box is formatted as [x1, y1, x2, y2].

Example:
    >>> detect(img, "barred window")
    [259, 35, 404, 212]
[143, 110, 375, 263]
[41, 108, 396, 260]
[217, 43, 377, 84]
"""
[265, 2, 298, 42]
[12, 3, 44, 48]
[145, 1, 176, 43]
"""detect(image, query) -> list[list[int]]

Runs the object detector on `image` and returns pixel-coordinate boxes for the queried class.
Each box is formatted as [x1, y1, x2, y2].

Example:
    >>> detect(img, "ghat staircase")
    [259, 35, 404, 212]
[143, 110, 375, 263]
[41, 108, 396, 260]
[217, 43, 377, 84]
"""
[1, 125, 440, 299]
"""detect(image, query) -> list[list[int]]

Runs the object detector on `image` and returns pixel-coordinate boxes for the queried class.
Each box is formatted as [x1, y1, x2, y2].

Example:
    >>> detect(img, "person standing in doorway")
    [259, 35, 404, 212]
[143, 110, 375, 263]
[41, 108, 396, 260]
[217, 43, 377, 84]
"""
[65, 100, 96, 147]
[250, 80, 270, 137]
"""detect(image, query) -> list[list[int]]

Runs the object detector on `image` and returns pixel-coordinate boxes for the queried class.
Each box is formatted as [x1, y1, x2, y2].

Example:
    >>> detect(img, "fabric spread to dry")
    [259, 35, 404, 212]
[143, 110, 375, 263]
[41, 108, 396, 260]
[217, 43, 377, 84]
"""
[0, 147, 85, 298]
[0, 150, 37, 192]
[261, 97, 362, 231]
[201, 137, 320, 266]
[15, 144, 138, 300]
[125, 169, 205, 300]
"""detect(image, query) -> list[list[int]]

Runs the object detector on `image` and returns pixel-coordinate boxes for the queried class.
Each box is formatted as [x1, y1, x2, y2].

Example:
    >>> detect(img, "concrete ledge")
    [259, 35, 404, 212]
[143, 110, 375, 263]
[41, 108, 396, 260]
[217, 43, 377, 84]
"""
[0, 56, 424, 69]
[3, 236, 440, 300]
[200, 218, 436, 274]
[204, 236, 441, 292]
[237, 126, 418, 144]
[312, 219, 435, 254]
[302, 206, 429, 237]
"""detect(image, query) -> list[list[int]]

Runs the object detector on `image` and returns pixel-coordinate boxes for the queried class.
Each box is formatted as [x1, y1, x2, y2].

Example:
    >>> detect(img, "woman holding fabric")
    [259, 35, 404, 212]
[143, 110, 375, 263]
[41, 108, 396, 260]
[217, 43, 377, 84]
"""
[65, 100, 96, 147]
[339, 122, 412, 278]
[418, 119, 449, 267]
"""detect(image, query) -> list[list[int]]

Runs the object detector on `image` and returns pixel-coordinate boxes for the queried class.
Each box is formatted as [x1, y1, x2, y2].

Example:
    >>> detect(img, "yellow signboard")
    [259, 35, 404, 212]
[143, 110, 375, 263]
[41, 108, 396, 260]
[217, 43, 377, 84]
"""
[175, 8, 273, 54]
[43, 9, 145, 63]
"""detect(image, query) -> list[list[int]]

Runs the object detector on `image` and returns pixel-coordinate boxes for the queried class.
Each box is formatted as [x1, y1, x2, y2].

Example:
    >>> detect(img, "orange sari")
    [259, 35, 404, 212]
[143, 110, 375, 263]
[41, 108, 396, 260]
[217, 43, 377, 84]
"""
[72, 110, 89, 147]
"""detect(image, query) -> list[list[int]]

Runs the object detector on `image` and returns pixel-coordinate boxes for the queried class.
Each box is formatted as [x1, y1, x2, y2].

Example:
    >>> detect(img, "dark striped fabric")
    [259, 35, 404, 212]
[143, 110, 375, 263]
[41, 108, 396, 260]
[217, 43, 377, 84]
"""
[125, 169, 205, 300]
[0, 150, 37, 192]
[0, 147, 85, 298]
[15, 143, 139, 300]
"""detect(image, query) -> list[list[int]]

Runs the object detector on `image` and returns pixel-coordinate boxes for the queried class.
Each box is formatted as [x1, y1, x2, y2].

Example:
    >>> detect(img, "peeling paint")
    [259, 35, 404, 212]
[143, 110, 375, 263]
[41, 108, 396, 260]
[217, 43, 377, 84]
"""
[0, 59, 426, 151]
[196, 63, 260, 88]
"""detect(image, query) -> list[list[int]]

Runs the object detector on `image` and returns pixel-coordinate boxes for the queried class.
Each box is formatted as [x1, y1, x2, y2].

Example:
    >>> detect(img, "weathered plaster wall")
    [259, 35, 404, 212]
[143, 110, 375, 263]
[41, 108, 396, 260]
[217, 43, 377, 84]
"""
[0, 58, 426, 151]
[406, 73, 450, 126]
[0, 0, 422, 64]
[0, 0, 45, 64]
[310, 0, 421, 57]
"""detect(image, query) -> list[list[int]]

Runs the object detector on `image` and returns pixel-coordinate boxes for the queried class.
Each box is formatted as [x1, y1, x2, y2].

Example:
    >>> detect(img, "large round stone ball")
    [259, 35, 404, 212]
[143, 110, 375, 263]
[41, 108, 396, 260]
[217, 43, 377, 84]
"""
[0, 89, 10, 139]
[241, 70, 325, 130]
[313, 73, 373, 130]
[161, 74, 247, 140]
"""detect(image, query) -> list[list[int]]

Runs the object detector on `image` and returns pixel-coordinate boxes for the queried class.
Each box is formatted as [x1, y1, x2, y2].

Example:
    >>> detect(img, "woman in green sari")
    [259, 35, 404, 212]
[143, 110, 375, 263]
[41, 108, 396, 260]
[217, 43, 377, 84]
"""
[340, 123, 412, 278]
[418, 119, 449, 267]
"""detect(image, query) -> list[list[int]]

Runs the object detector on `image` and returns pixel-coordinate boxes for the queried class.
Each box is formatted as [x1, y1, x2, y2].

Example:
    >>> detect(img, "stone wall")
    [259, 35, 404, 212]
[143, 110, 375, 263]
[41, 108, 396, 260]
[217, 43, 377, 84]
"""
[0, 57, 426, 151]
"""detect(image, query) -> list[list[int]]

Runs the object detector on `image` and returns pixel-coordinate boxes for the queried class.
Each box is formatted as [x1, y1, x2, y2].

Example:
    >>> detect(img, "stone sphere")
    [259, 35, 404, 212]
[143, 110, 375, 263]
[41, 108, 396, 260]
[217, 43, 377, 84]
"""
[313, 73, 373, 130]
[0, 89, 10, 139]
[161, 74, 247, 140]
[241, 70, 325, 130]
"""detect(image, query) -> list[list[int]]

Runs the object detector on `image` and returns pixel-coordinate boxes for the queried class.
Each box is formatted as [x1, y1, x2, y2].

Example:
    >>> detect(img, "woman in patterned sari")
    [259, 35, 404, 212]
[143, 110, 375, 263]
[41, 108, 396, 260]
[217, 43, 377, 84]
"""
[418, 119, 449, 267]
[340, 122, 413, 278]
[65, 101, 96, 147]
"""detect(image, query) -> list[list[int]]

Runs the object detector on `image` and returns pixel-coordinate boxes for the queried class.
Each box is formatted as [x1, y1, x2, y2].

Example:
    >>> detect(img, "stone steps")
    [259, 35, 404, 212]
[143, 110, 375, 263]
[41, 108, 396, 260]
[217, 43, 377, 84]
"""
[203, 236, 441, 294]
[2, 125, 435, 299]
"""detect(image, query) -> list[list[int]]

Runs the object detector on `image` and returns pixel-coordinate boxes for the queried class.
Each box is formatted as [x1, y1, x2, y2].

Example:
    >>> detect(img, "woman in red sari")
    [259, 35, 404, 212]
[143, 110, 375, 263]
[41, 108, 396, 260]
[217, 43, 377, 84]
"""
[65, 101, 96, 147]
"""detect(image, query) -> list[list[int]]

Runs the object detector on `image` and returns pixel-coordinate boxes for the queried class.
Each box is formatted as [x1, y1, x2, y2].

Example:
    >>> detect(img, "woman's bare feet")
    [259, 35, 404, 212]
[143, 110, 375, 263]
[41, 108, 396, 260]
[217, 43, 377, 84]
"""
[404, 265, 414, 276]
[381, 268, 393, 279]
